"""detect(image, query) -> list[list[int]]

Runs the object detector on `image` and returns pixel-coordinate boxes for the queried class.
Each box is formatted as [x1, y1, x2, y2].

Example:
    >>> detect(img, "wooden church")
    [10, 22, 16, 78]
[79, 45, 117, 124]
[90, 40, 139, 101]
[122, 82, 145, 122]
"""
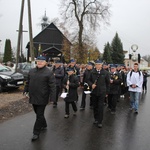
[26, 12, 71, 62]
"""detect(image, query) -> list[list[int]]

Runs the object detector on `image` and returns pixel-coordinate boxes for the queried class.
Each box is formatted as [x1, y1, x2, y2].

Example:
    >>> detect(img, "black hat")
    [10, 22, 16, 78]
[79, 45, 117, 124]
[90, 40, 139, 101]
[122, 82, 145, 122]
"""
[95, 60, 103, 64]
[116, 64, 122, 67]
[103, 62, 108, 66]
[70, 59, 76, 63]
[36, 56, 46, 61]
[55, 60, 62, 64]
[87, 62, 94, 66]
[66, 67, 74, 72]
[110, 64, 117, 68]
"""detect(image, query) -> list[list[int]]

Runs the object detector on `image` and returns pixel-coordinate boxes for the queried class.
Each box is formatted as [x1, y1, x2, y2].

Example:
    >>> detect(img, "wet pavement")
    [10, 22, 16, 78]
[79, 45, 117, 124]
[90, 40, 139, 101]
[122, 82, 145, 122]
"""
[0, 79, 150, 150]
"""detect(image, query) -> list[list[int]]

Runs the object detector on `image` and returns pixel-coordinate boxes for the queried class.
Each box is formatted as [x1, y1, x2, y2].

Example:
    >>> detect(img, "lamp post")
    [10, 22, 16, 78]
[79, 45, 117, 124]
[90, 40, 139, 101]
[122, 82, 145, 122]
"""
[129, 44, 141, 67]
[131, 44, 138, 61]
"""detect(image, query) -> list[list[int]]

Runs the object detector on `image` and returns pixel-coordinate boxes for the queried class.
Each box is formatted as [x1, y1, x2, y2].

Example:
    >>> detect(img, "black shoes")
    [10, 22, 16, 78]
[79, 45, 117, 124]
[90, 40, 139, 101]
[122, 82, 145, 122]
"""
[93, 120, 102, 128]
[134, 110, 138, 114]
[41, 127, 47, 131]
[90, 106, 93, 109]
[64, 114, 69, 118]
[93, 120, 98, 124]
[111, 111, 116, 115]
[31, 134, 39, 141]
[98, 124, 102, 128]
[53, 104, 57, 108]
[80, 107, 85, 110]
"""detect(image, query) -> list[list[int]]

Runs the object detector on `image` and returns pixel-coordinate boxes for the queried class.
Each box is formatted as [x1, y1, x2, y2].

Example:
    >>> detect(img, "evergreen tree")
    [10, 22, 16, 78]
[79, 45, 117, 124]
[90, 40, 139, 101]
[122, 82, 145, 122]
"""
[103, 42, 112, 64]
[3, 39, 12, 63]
[111, 33, 125, 64]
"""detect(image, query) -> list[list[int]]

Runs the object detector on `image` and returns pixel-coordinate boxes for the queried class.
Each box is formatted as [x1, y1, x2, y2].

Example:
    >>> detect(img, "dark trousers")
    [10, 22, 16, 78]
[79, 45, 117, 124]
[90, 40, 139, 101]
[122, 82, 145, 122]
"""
[65, 101, 77, 115]
[32, 104, 47, 135]
[142, 81, 147, 91]
[108, 94, 118, 112]
[54, 86, 60, 105]
[80, 90, 93, 108]
[92, 94, 105, 124]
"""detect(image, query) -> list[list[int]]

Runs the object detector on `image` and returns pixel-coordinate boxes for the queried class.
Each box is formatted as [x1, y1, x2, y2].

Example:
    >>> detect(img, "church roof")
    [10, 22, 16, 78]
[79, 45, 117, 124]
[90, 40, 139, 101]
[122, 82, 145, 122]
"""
[26, 22, 71, 55]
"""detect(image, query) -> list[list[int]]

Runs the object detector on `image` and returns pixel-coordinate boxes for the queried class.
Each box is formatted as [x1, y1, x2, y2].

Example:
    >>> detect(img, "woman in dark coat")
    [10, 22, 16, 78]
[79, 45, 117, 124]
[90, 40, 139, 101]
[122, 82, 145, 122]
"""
[63, 67, 79, 118]
[24, 56, 56, 141]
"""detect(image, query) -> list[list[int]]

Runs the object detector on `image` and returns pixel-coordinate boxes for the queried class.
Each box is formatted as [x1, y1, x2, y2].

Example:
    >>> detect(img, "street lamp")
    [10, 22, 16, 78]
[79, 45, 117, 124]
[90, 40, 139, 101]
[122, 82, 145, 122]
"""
[129, 44, 141, 64]
[131, 44, 138, 61]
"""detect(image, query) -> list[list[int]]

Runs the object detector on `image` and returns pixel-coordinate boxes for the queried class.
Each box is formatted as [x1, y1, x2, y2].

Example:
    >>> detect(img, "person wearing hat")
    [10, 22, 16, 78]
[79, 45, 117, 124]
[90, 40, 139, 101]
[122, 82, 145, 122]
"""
[103, 62, 109, 72]
[68, 59, 80, 102]
[108, 64, 122, 114]
[63, 67, 79, 118]
[53, 60, 64, 108]
[80, 62, 94, 110]
[23, 56, 56, 141]
[142, 70, 148, 92]
[68, 59, 80, 78]
[88, 60, 110, 128]
[116, 64, 125, 99]
[102, 62, 109, 106]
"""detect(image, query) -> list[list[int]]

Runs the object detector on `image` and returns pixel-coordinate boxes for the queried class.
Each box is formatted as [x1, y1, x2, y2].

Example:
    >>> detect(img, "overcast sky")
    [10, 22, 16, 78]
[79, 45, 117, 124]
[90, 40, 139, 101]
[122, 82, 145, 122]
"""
[0, 0, 150, 57]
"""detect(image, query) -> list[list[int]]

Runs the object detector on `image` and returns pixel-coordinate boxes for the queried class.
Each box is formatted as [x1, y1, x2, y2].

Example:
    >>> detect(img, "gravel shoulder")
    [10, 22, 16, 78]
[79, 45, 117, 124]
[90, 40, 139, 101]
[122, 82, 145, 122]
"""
[0, 87, 81, 123]
[0, 87, 32, 123]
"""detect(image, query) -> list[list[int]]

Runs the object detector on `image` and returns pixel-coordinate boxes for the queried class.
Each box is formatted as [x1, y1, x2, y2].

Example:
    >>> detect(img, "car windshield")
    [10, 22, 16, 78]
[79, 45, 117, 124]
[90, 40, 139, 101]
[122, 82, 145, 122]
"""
[0, 65, 11, 72]
[22, 63, 35, 70]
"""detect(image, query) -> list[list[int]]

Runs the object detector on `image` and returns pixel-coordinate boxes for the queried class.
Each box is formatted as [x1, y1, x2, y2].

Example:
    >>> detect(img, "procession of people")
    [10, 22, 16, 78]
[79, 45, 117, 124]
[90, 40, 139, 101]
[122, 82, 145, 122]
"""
[23, 56, 146, 141]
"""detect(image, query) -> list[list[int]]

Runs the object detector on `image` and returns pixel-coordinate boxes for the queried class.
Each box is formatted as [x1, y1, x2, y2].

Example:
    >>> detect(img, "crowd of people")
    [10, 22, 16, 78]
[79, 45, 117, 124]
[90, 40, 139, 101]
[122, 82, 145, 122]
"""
[23, 56, 148, 141]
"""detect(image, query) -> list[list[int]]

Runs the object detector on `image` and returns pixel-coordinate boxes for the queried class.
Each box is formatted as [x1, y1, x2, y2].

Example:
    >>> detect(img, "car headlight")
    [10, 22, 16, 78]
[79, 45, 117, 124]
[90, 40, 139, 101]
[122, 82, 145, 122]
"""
[0, 75, 11, 79]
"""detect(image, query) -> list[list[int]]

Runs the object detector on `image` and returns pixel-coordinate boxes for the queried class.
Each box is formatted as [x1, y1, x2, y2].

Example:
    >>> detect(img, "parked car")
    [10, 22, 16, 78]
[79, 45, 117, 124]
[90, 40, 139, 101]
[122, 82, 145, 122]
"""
[0, 64, 24, 92]
[17, 62, 35, 80]
[12, 63, 26, 71]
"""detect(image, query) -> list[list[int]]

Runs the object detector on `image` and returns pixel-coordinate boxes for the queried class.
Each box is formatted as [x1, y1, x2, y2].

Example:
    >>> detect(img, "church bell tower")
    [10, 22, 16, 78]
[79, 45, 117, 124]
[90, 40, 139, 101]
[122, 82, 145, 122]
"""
[41, 11, 49, 30]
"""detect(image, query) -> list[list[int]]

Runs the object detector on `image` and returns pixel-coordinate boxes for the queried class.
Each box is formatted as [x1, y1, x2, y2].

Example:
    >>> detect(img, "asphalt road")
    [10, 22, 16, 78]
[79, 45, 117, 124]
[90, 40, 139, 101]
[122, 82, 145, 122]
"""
[0, 79, 150, 150]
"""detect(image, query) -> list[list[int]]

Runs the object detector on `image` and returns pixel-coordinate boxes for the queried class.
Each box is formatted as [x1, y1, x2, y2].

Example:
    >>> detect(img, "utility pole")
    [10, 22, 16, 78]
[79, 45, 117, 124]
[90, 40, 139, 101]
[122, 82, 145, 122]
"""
[15, 0, 25, 72]
[16, 25, 28, 62]
[27, 0, 35, 62]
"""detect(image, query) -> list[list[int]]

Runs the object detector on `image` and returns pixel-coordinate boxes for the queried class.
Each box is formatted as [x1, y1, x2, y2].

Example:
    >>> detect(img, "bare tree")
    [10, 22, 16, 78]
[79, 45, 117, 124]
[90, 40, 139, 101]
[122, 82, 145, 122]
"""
[60, 0, 111, 63]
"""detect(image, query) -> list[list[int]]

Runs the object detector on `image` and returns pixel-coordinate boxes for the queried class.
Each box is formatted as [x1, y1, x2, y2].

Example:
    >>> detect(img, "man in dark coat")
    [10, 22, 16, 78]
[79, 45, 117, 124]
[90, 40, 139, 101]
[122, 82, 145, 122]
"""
[80, 62, 94, 110]
[142, 70, 148, 91]
[102, 62, 109, 105]
[116, 64, 124, 99]
[88, 60, 110, 128]
[53, 60, 64, 108]
[24, 56, 56, 141]
[108, 65, 122, 114]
